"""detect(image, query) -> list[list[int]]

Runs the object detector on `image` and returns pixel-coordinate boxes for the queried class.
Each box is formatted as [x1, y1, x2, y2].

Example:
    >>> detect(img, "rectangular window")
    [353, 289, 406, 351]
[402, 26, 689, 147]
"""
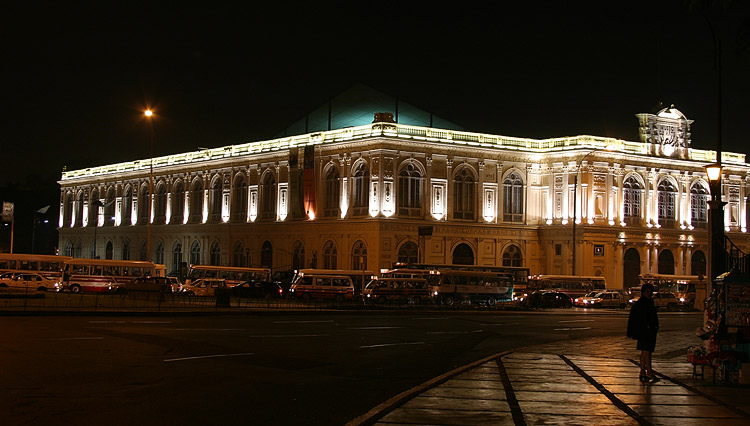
[555, 244, 562, 256]
[594, 245, 604, 256]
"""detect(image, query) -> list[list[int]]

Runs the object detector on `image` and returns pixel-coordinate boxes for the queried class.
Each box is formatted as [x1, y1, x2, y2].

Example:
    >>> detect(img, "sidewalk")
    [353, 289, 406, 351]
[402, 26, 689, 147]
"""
[350, 331, 750, 425]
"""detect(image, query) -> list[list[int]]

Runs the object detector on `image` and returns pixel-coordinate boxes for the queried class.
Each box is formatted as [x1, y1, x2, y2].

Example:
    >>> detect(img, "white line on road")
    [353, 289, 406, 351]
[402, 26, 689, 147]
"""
[89, 321, 127, 324]
[49, 337, 104, 340]
[132, 321, 172, 324]
[360, 342, 426, 349]
[426, 330, 484, 335]
[249, 334, 329, 338]
[347, 326, 404, 330]
[480, 323, 520, 326]
[273, 320, 335, 324]
[164, 352, 255, 362]
[169, 328, 246, 331]
[411, 317, 451, 320]
[554, 327, 592, 331]
[557, 319, 595, 323]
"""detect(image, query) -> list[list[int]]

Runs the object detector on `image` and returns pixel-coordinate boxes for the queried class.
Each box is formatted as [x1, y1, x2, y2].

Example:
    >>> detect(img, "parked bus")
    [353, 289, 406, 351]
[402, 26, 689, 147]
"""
[61, 259, 158, 293]
[288, 271, 355, 301]
[0, 253, 72, 280]
[406, 263, 530, 290]
[363, 277, 434, 305]
[291, 269, 375, 296]
[186, 265, 271, 287]
[425, 269, 513, 306]
[527, 275, 606, 299]
[637, 273, 703, 308]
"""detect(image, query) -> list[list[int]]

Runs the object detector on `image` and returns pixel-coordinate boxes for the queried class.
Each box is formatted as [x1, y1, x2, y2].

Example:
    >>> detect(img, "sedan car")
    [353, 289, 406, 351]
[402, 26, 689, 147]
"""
[0, 272, 60, 292]
[574, 291, 600, 307]
[231, 281, 283, 298]
[578, 290, 627, 309]
[628, 291, 682, 310]
[181, 278, 227, 296]
[526, 290, 573, 308]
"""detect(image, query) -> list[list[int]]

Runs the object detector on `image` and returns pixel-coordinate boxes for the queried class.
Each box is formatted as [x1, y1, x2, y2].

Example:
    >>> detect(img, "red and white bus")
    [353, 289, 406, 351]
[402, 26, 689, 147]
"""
[185, 265, 271, 287]
[61, 259, 158, 293]
[0, 253, 72, 280]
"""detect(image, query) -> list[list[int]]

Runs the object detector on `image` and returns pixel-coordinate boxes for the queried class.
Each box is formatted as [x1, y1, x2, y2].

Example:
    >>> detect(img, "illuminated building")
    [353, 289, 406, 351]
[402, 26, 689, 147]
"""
[57, 91, 750, 289]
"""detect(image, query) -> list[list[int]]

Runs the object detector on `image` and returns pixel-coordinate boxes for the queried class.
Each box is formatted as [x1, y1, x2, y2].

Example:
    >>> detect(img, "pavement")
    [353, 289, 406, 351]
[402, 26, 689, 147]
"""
[347, 330, 750, 426]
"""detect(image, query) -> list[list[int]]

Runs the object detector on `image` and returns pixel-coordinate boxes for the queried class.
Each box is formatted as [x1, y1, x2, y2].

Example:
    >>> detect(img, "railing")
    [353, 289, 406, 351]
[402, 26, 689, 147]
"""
[722, 236, 750, 275]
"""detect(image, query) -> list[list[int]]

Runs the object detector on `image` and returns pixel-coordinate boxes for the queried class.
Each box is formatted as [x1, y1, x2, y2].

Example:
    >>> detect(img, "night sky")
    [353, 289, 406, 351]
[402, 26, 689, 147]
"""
[4, 2, 750, 185]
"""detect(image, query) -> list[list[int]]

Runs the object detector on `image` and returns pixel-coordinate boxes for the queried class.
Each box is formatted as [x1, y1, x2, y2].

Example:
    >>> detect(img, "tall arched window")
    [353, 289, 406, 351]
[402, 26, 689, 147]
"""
[89, 189, 99, 227]
[105, 187, 116, 226]
[172, 242, 183, 275]
[658, 249, 675, 274]
[233, 241, 245, 267]
[351, 240, 367, 270]
[502, 244, 522, 267]
[190, 240, 201, 265]
[64, 240, 73, 257]
[139, 240, 147, 261]
[63, 192, 73, 227]
[154, 182, 167, 225]
[623, 175, 642, 223]
[105, 241, 113, 259]
[190, 179, 204, 223]
[261, 172, 276, 221]
[122, 239, 130, 260]
[690, 184, 708, 229]
[261, 241, 273, 269]
[352, 162, 369, 216]
[453, 168, 475, 220]
[691, 250, 706, 276]
[657, 179, 677, 227]
[155, 241, 164, 265]
[209, 240, 221, 265]
[172, 181, 184, 224]
[324, 167, 340, 218]
[138, 185, 149, 225]
[292, 241, 305, 271]
[122, 186, 132, 226]
[397, 241, 418, 265]
[623, 248, 640, 289]
[503, 172, 523, 222]
[323, 240, 337, 269]
[398, 162, 422, 217]
[452, 243, 474, 265]
[233, 175, 247, 222]
[75, 191, 84, 227]
[209, 177, 222, 223]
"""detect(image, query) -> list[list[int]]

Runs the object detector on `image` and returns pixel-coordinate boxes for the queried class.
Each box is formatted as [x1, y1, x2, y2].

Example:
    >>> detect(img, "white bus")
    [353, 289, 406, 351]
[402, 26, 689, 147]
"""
[527, 275, 607, 299]
[292, 269, 375, 296]
[61, 259, 158, 293]
[186, 265, 271, 287]
[0, 253, 72, 280]
[425, 269, 514, 306]
[637, 273, 703, 308]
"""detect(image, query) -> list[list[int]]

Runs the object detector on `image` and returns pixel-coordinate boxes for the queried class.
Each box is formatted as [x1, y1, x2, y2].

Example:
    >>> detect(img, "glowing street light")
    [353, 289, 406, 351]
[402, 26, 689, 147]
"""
[145, 108, 155, 261]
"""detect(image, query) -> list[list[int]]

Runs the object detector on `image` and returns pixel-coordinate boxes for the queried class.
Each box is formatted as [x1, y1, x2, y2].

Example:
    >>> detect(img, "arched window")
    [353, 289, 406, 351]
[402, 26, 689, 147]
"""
[233, 241, 246, 267]
[155, 241, 164, 265]
[89, 189, 99, 227]
[63, 192, 73, 227]
[658, 249, 675, 274]
[398, 162, 422, 217]
[352, 240, 367, 270]
[657, 179, 677, 227]
[172, 181, 184, 224]
[139, 240, 147, 261]
[209, 240, 221, 265]
[324, 166, 340, 218]
[397, 241, 418, 265]
[623, 248, 640, 289]
[352, 162, 369, 216]
[623, 175, 642, 223]
[209, 177, 222, 222]
[105, 187, 116, 226]
[261, 172, 276, 221]
[452, 243, 474, 265]
[75, 240, 82, 258]
[292, 241, 305, 271]
[154, 182, 167, 225]
[453, 168, 475, 220]
[75, 191, 84, 227]
[64, 240, 73, 257]
[172, 241, 183, 275]
[138, 185, 149, 225]
[502, 244, 523, 267]
[105, 241, 114, 260]
[190, 240, 201, 265]
[323, 240, 337, 269]
[261, 241, 273, 269]
[190, 179, 204, 223]
[503, 172, 523, 222]
[122, 186, 132, 226]
[691, 250, 706, 276]
[233, 175, 247, 222]
[122, 239, 130, 260]
[690, 184, 708, 229]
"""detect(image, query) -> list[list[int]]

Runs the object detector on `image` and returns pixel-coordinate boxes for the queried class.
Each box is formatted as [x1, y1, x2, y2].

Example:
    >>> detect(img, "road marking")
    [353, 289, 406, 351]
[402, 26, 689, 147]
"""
[90, 321, 127, 324]
[132, 321, 172, 324]
[347, 326, 404, 330]
[249, 334, 329, 338]
[164, 352, 254, 362]
[360, 342, 425, 349]
[411, 317, 451, 320]
[426, 330, 484, 334]
[480, 323, 520, 326]
[557, 319, 595, 323]
[273, 320, 334, 324]
[554, 327, 592, 331]
[169, 328, 246, 331]
[50, 337, 104, 340]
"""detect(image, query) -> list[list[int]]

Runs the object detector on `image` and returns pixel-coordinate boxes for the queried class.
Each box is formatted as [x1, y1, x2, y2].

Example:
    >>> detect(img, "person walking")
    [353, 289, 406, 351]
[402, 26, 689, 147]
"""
[627, 283, 660, 383]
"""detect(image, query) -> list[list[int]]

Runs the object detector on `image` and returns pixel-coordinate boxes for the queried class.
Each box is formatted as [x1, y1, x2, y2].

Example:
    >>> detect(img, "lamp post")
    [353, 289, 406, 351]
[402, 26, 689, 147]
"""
[145, 109, 154, 261]
[706, 162, 725, 299]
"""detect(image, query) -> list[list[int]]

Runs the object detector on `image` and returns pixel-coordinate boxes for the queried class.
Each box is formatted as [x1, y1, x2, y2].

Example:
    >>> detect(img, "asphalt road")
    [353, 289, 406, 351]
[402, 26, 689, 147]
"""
[0, 309, 702, 426]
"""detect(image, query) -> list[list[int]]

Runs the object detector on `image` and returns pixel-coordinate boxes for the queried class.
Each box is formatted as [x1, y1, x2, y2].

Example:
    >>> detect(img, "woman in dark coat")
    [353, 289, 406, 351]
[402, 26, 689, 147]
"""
[627, 283, 659, 383]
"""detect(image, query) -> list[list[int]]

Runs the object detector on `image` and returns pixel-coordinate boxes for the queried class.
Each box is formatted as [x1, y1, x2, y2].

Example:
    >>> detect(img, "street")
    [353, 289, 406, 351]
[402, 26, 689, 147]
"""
[0, 310, 702, 425]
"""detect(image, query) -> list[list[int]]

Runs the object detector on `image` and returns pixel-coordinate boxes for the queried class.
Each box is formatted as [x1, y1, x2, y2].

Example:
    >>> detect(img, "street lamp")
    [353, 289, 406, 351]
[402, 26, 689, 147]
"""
[706, 162, 725, 298]
[145, 109, 154, 261]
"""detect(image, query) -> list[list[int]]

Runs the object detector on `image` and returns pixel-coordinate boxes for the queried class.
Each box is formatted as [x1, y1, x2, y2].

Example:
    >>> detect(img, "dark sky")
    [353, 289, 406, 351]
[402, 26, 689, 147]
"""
[4, 1, 750, 188]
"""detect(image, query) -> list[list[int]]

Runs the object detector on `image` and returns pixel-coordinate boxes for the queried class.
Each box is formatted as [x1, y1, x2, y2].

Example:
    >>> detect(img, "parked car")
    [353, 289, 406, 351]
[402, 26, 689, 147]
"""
[0, 272, 61, 292]
[167, 276, 182, 293]
[628, 291, 683, 310]
[526, 290, 573, 308]
[181, 278, 227, 296]
[573, 291, 600, 307]
[231, 280, 283, 298]
[118, 276, 173, 295]
[578, 290, 627, 309]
